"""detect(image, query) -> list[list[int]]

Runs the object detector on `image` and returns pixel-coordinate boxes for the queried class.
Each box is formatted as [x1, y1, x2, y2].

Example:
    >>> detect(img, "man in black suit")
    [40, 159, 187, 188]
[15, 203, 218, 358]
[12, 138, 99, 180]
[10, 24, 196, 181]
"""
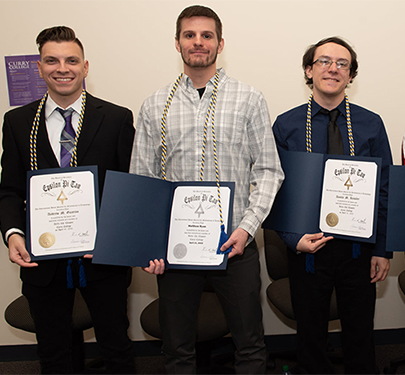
[0, 26, 135, 374]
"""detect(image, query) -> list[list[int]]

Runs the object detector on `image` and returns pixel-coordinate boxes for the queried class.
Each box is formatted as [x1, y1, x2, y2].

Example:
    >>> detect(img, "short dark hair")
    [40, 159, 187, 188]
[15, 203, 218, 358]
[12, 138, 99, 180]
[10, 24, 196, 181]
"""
[176, 5, 222, 43]
[302, 36, 358, 88]
[36, 26, 84, 56]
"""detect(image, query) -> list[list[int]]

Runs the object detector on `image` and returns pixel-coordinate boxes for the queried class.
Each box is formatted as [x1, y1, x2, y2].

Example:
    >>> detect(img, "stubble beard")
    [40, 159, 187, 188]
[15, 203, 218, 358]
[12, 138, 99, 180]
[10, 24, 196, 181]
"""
[181, 47, 218, 69]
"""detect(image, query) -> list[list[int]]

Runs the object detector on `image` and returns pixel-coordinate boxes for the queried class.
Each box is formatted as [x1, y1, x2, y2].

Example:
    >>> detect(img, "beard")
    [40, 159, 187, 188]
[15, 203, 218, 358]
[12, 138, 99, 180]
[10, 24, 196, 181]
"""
[180, 46, 218, 69]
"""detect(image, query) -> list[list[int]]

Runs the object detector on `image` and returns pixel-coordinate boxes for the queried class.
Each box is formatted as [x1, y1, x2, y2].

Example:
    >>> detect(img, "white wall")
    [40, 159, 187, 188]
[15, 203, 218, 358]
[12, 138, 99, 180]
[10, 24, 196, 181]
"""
[1, 0, 405, 346]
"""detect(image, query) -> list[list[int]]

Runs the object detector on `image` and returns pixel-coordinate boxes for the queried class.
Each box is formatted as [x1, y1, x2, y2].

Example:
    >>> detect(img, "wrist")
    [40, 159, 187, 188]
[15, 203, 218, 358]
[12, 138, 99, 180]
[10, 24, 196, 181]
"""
[6, 230, 25, 244]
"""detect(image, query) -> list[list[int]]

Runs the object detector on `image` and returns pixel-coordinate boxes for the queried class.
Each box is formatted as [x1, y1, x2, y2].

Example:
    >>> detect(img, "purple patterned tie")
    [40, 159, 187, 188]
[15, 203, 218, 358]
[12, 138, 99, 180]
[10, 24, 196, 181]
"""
[57, 108, 75, 167]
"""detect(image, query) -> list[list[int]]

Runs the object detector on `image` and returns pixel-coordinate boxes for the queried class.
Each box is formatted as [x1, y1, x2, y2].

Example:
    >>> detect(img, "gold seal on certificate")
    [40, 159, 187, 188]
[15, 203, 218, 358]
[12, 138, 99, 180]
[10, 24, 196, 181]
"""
[325, 213, 339, 227]
[38, 232, 55, 248]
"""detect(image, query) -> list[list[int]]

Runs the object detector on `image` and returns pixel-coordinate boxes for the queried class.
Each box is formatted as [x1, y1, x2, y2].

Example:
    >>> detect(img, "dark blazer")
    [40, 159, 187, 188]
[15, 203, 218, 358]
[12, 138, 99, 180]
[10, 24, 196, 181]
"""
[0, 93, 135, 286]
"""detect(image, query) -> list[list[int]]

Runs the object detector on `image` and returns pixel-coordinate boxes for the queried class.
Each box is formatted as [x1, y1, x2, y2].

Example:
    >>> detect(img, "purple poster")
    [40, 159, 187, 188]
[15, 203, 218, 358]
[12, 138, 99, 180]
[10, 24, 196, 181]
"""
[5, 55, 47, 107]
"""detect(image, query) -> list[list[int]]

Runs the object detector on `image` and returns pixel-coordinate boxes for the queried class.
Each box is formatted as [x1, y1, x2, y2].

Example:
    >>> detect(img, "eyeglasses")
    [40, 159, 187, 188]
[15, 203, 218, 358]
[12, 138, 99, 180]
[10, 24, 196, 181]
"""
[312, 58, 351, 70]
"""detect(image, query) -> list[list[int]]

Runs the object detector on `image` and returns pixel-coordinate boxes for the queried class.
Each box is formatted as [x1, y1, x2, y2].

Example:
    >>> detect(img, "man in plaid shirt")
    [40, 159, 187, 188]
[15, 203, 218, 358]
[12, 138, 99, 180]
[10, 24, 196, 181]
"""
[130, 5, 283, 374]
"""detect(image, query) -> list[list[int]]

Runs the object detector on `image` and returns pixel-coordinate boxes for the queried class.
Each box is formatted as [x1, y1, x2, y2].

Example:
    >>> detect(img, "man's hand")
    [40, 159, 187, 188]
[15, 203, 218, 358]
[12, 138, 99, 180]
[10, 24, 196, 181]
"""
[220, 228, 249, 259]
[8, 234, 38, 267]
[296, 233, 333, 254]
[370, 256, 389, 283]
[142, 259, 165, 275]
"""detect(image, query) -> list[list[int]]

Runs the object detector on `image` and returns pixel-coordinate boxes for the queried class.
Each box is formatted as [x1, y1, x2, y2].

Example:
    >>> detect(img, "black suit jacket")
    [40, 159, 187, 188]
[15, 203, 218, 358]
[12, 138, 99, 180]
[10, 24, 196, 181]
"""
[0, 93, 135, 286]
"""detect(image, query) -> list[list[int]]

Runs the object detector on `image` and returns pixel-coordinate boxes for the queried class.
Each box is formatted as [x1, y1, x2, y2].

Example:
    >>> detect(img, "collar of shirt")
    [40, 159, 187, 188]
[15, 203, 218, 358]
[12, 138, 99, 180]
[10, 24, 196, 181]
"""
[45, 94, 82, 133]
[181, 68, 226, 93]
[311, 98, 347, 120]
[44, 94, 83, 164]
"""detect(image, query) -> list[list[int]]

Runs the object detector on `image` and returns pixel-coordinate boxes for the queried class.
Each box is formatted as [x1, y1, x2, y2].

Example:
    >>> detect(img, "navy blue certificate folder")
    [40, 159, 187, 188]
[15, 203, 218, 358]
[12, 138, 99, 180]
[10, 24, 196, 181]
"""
[92, 171, 234, 269]
[262, 150, 381, 243]
[386, 166, 405, 251]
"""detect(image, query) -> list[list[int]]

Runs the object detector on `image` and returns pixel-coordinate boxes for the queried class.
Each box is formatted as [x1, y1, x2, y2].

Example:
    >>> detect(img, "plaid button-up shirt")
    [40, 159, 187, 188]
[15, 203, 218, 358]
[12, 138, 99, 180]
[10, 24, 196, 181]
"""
[130, 68, 284, 238]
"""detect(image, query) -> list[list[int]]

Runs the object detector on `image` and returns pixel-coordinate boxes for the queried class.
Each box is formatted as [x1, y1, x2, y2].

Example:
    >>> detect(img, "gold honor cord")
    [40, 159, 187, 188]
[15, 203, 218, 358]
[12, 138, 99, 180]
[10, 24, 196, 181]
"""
[30, 93, 48, 170]
[306, 94, 355, 156]
[71, 91, 86, 167]
[30, 90, 87, 170]
[160, 74, 183, 180]
[159, 72, 230, 253]
[200, 72, 225, 228]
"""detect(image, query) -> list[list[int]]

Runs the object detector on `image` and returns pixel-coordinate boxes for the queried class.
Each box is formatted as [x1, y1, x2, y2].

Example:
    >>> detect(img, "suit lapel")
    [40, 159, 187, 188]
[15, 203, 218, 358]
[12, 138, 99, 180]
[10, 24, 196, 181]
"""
[35, 103, 59, 168]
[76, 93, 104, 165]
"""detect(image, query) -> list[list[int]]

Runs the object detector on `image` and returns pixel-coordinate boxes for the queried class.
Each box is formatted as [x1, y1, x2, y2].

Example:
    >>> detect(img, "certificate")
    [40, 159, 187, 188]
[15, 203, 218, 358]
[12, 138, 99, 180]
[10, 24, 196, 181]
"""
[92, 172, 234, 269]
[263, 150, 381, 243]
[319, 159, 378, 239]
[26, 166, 99, 260]
[167, 186, 231, 267]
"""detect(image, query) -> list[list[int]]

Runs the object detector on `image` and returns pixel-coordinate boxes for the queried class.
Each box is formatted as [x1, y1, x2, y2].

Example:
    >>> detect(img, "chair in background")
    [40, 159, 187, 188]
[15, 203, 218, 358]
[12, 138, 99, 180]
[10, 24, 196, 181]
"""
[4, 290, 93, 372]
[140, 280, 232, 372]
[263, 229, 339, 367]
[4, 269, 133, 372]
[383, 270, 405, 374]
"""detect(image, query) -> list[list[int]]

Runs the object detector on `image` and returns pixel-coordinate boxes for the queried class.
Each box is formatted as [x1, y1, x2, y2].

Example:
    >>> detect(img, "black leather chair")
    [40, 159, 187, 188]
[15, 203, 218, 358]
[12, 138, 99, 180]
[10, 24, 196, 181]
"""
[140, 280, 232, 372]
[263, 229, 339, 321]
[4, 290, 93, 372]
[4, 269, 133, 372]
[383, 270, 405, 374]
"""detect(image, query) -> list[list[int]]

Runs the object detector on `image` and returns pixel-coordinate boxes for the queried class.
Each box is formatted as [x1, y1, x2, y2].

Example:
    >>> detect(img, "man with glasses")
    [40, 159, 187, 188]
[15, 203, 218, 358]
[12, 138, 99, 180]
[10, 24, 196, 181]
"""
[272, 37, 392, 374]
